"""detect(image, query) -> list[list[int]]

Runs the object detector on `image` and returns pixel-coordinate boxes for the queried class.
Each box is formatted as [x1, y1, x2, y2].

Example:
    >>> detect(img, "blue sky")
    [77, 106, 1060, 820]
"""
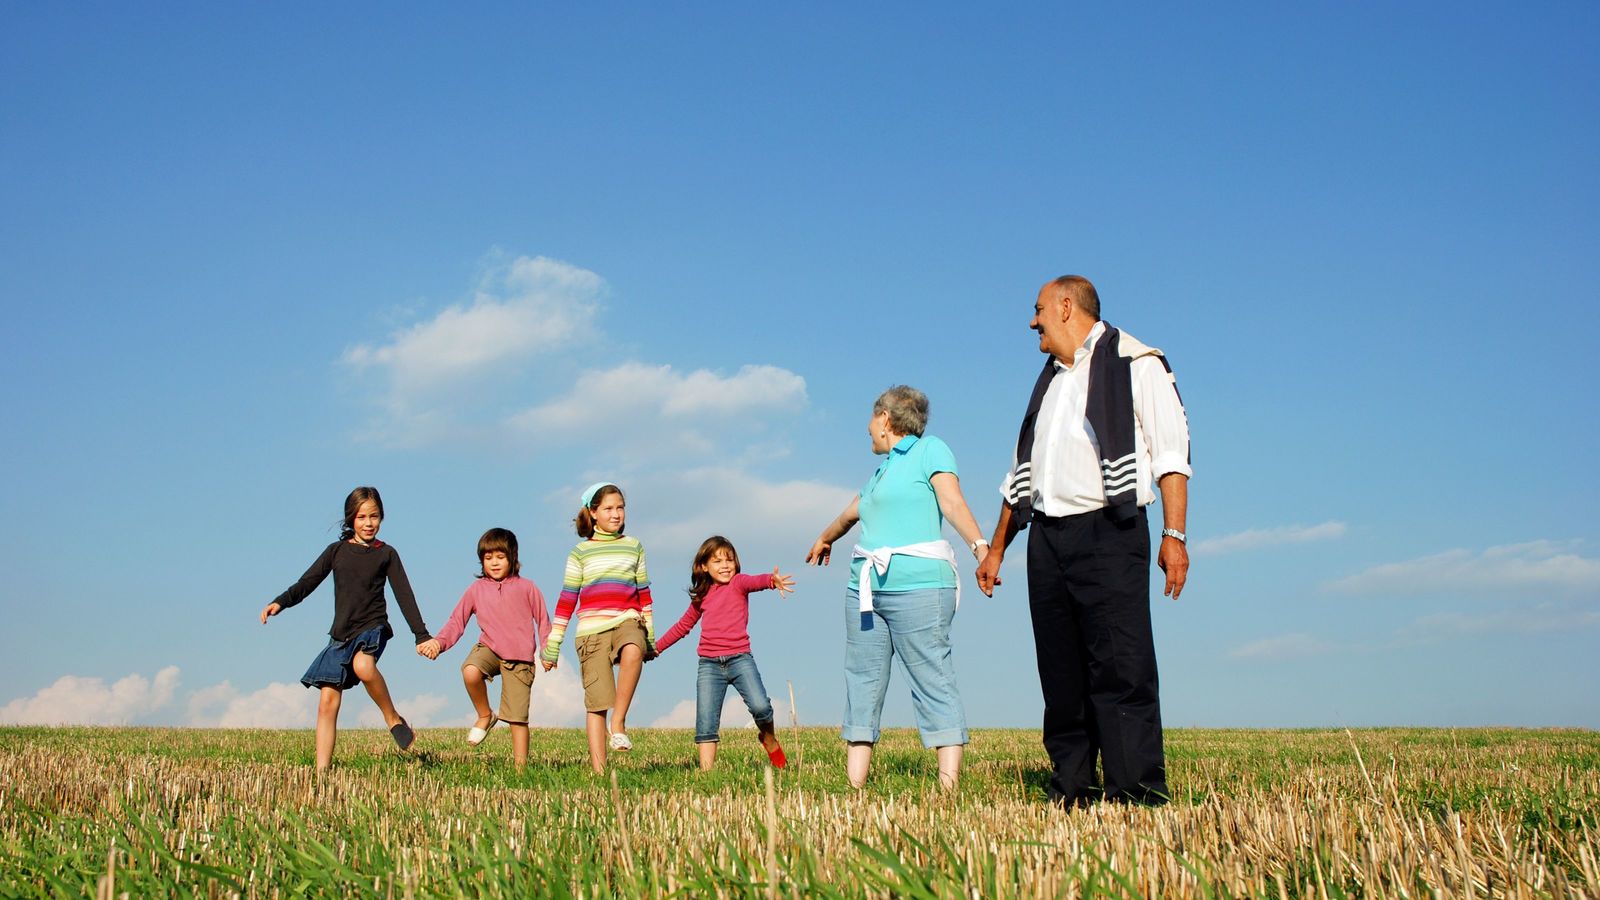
[3, 3, 1597, 733]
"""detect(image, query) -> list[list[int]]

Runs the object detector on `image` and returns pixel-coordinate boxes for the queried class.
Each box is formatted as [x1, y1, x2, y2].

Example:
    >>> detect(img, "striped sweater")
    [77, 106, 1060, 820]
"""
[541, 530, 654, 663]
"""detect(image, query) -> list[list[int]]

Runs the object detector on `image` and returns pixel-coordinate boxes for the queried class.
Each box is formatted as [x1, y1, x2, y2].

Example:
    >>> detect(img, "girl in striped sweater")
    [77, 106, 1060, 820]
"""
[541, 482, 654, 773]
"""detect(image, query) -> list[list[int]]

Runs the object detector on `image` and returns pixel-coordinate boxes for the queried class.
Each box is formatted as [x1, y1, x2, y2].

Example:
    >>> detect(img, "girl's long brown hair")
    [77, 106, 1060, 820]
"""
[340, 486, 384, 542]
[688, 535, 741, 603]
[576, 484, 624, 538]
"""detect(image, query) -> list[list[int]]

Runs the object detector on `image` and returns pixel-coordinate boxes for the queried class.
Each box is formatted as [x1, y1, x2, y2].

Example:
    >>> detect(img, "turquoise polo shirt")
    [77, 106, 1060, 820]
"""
[850, 434, 960, 593]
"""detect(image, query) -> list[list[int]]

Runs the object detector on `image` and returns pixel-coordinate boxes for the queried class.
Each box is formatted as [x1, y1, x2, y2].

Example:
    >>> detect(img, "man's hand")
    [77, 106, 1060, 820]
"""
[976, 549, 1003, 597]
[1158, 537, 1188, 599]
[259, 603, 281, 625]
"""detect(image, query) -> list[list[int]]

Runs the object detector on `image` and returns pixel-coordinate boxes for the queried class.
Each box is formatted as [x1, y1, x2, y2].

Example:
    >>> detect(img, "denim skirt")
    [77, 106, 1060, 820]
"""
[301, 623, 390, 690]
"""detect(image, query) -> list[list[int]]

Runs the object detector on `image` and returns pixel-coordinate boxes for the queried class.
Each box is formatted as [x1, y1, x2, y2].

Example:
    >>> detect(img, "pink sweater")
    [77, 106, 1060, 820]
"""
[434, 575, 550, 663]
[654, 573, 776, 658]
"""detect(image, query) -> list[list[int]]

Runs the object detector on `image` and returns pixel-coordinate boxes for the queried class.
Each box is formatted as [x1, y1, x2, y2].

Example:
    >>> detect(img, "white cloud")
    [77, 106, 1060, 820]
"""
[644, 466, 856, 554]
[1192, 521, 1346, 556]
[529, 665, 588, 727]
[187, 681, 317, 728]
[337, 253, 810, 452]
[0, 666, 180, 725]
[343, 254, 602, 398]
[1228, 633, 1338, 660]
[1326, 540, 1600, 595]
[649, 698, 698, 728]
[509, 363, 807, 433]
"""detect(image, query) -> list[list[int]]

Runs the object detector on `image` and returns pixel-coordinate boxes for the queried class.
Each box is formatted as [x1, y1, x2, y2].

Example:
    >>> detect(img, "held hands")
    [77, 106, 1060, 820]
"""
[771, 567, 796, 596]
[975, 550, 1003, 598]
[417, 639, 441, 660]
[805, 538, 832, 566]
[259, 603, 281, 625]
[1158, 536, 1189, 600]
[541, 658, 557, 672]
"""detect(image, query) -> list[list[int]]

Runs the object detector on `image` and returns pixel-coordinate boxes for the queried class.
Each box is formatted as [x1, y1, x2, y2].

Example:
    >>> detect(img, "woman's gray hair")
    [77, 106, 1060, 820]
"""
[873, 385, 929, 437]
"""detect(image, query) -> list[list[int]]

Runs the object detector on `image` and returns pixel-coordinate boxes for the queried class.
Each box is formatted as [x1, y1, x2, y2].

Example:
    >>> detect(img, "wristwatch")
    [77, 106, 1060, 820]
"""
[969, 538, 990, 554]
[1161, 528, 1187, 544]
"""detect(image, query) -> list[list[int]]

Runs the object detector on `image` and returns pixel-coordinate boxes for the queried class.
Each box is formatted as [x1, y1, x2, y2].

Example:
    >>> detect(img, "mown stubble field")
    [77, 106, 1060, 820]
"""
[1, 726, 1597, 897]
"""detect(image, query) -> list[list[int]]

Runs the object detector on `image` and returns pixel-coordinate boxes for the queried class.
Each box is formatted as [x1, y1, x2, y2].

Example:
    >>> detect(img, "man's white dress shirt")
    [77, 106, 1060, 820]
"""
[1001, 321, 1192, 518]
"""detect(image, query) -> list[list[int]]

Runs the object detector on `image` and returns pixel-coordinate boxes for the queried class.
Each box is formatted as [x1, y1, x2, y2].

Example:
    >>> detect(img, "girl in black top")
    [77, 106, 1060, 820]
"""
[260, 486, 433, 770]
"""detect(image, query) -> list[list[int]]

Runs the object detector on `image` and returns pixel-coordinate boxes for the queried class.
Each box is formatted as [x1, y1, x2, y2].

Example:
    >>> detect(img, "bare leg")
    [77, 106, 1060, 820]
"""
[611, 643, 644, 736]
[462, 665, 493, 727]
[758, 720, 781, 756]
[510, 723, 529, 770]
[352, 651, 402, 728]
[585, 711, 608, 773]
[936, 744, 964, 791]
[697, 741, 718, 771]
[847, 741, 873, 788]
[315, 687, 342, 771]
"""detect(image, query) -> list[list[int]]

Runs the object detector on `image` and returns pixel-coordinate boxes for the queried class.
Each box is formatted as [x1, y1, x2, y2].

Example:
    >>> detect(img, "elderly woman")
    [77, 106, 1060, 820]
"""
[806, 385, 990, 789]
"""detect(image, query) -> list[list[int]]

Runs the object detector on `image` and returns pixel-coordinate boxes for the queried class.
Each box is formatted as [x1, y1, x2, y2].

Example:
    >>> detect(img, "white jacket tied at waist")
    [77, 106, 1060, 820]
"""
[851, 541, 961, 613]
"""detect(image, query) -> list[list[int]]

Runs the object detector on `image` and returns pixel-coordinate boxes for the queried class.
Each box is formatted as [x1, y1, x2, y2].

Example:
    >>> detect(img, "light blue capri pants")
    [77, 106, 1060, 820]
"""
[841, 586, 968, 748]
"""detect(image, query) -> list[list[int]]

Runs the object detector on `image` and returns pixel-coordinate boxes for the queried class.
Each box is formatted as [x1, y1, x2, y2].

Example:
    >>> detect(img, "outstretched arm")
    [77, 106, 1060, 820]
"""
[806, 494, 860, 566]
[768, 567, 795, 596]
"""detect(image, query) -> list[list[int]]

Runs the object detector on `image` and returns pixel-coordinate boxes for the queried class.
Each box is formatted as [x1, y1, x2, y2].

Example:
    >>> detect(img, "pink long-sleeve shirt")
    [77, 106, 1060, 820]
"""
[434, 575, 550, 663]
[654, 573, 776, 658]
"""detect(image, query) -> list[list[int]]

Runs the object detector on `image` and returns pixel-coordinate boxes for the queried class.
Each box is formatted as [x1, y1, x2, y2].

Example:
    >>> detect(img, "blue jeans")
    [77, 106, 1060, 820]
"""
[842, 586, 968, 748]
[696, 653, 774, 742]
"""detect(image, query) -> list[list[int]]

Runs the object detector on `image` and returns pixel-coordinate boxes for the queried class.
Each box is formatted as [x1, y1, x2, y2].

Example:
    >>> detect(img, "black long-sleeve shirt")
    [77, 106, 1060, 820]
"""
[272, 541, 432, 644]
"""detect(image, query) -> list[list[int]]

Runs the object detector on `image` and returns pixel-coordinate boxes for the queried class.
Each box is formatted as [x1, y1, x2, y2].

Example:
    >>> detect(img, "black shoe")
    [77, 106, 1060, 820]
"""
[390, 718, 416, 751]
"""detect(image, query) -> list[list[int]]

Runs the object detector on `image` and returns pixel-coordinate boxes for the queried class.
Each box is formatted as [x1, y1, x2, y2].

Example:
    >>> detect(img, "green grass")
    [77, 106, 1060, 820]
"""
[2, 726, 1597, 897]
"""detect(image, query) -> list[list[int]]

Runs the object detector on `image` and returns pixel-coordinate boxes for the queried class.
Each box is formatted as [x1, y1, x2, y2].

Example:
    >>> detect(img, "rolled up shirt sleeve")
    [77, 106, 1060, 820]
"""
[1132, 356, 1192, 481]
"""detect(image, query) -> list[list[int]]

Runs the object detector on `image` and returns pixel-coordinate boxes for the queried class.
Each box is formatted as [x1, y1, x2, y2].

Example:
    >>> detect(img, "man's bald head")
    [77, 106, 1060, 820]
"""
[1045, 275, 1101, 321]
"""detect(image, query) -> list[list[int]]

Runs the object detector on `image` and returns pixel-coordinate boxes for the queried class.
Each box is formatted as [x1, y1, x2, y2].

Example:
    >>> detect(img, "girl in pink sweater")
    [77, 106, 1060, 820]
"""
[654, 535, 795, 770]
[418, 528, 551, 769]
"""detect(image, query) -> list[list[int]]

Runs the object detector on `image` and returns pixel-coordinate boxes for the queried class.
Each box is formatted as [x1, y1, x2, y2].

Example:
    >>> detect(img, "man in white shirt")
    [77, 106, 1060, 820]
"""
[976, 275, 1190, 807]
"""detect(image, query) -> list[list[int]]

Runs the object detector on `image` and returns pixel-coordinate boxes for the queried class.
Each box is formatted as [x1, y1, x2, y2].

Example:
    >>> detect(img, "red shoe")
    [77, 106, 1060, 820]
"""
[764, 736, 787, 769]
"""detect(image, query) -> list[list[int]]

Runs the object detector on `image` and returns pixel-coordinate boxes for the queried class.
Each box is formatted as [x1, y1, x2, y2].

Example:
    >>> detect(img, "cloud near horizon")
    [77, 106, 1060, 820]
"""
[0, 666, 180, 725]
[1398, 601, 1600, 641]
[648, 695, 795, 730]
[1325, 539, 1600, 595]
[1192, 521, 1346, 556]
[1228, 633, 1340, 661]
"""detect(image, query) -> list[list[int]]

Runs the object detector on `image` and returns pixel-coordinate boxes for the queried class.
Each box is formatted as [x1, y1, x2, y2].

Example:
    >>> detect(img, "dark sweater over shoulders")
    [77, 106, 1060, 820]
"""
[272, 541, 432, 644]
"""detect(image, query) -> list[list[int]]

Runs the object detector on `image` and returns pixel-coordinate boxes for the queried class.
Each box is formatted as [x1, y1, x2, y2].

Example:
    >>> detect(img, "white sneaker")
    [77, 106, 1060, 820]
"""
[608, 732, 632, 752]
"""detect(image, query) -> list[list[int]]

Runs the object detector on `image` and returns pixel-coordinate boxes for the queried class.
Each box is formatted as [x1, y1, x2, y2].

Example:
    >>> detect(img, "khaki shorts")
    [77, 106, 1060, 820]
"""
[575, 619, 649, 711]
[463, 643, 536, 724]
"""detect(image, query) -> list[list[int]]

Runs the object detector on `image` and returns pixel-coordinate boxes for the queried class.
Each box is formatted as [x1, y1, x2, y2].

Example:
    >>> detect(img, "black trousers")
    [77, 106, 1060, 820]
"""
[1026, 506, 1167, 805]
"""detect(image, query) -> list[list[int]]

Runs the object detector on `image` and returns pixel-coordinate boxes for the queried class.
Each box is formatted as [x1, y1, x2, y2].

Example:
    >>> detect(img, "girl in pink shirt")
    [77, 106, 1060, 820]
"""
[654, 535, 795, 770]
[418, 528, 551, 769]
